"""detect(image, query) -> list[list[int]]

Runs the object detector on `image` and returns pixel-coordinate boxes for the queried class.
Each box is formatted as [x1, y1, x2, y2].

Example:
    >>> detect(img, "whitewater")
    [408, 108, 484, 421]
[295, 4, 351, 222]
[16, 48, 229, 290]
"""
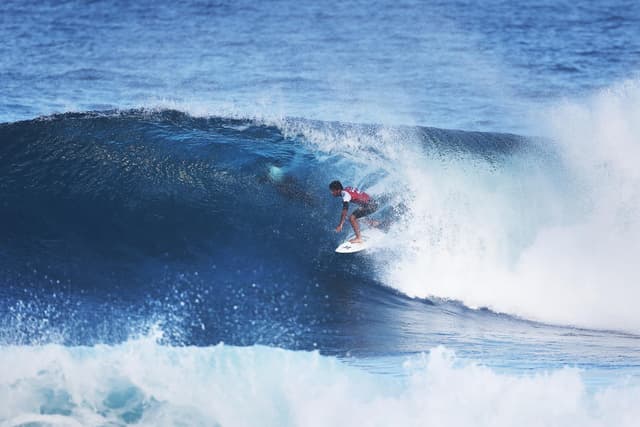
[2, 0, 640, 425]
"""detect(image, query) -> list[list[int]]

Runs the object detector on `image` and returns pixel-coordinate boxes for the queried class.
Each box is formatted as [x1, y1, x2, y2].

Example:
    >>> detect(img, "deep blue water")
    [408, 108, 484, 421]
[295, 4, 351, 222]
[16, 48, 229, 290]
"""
[3, 0, 640, 130]
[2, 1, 640, 425]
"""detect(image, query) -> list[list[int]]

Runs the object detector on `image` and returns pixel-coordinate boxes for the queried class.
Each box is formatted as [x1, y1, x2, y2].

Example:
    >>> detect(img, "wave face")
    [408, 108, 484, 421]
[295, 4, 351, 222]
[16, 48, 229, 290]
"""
[0, 110, 527, 346]
[1, 110, 344, 347]
[1, 99, 640, 347]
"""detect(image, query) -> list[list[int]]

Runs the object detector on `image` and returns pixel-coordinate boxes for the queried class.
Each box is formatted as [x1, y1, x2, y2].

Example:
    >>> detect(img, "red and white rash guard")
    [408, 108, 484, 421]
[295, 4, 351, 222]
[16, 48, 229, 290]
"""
[341, 187, 371, 205]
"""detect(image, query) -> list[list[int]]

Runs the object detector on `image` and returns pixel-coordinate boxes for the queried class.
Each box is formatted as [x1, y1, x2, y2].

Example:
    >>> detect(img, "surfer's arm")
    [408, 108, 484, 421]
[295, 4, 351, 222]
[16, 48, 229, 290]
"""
[335, 202, 349, 232]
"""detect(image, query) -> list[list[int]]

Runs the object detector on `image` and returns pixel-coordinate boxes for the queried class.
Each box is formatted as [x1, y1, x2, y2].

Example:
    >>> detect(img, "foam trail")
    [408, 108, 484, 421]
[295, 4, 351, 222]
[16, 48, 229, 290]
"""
[1, 340, 639, 427]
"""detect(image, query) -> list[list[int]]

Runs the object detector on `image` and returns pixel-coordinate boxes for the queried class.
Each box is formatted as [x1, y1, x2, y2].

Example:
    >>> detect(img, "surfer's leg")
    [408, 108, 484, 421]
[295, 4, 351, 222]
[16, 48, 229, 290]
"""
[348, 214, 363, 243]
[357, 201, 379, 228]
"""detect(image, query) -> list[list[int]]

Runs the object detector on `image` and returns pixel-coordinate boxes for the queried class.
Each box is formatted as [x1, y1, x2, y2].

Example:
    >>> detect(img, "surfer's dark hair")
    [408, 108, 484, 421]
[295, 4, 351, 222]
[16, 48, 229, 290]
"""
[329, 180, 343, 191]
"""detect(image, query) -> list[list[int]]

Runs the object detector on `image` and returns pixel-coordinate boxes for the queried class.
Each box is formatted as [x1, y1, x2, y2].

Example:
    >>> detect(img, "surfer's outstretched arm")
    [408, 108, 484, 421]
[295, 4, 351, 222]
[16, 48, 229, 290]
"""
[335, 203, 348, 232]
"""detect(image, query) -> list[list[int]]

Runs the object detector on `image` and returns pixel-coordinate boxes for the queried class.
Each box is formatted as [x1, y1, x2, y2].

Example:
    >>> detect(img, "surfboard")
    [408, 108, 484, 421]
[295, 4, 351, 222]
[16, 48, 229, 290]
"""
[335, 237, 367, 253]
[335, 228, 385, 254]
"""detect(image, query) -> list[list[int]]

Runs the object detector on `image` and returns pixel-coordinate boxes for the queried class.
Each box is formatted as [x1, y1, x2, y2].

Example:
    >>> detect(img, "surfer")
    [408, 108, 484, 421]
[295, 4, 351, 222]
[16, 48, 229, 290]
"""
[329, 180, 378, 244]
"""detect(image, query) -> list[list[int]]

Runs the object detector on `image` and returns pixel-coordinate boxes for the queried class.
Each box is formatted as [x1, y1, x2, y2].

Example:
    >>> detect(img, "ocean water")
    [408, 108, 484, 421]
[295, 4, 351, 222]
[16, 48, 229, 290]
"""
[2, 0, 640, 425]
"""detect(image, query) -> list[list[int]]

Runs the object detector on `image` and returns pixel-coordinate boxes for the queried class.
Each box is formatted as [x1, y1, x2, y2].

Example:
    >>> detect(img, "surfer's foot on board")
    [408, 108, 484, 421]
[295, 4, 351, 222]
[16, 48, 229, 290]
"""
[349, 237, 363, 244]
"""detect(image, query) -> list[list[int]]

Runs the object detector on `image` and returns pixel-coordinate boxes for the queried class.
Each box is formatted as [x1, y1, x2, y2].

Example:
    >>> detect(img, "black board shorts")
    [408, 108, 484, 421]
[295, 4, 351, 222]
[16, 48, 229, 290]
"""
[352, 201, 378, 219]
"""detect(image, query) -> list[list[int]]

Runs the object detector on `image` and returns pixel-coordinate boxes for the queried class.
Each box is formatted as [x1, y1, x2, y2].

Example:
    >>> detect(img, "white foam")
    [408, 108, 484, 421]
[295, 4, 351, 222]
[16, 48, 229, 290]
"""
[0, 341, 638, 427]
[388, 80, 640, 333]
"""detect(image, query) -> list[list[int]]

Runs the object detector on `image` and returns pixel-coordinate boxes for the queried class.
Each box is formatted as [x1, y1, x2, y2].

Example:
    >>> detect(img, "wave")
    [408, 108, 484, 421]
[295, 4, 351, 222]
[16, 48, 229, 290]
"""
[1, 339, 638, 427]
[1, 92, 639, 342]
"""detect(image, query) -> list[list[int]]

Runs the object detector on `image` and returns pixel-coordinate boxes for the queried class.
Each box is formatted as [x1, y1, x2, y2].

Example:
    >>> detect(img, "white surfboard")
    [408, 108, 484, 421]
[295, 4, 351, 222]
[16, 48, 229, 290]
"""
[335, 238, 367, 253]
[335, 228, 385, 254]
